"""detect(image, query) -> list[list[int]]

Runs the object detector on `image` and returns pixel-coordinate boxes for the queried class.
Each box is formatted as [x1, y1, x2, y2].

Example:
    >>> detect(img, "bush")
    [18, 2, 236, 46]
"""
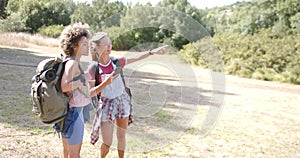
[290, 12, 300, 34]
[179, 37, 223, 72]
[179, 41, 206, 67]
[179, 29, 300, 84]
[37, 25, 64, 38]
[0, 12, 27, 32]
[252, 68, 277, 81]
[103, 26, 137, 51]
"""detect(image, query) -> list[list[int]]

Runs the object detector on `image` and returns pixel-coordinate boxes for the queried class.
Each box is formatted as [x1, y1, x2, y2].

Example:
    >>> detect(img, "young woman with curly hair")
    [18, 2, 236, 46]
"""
[59, 23, 91, 158]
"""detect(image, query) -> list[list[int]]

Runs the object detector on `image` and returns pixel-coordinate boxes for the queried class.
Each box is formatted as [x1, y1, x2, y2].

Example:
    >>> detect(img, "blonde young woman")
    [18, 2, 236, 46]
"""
[88, 32, 167, 158]
[59, 23, 91, 158]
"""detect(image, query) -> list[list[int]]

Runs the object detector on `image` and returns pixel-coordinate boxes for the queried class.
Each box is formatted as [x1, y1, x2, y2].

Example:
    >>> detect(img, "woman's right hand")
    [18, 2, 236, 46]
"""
[103, 71, 117, 86]
[89, 71, 117, 97]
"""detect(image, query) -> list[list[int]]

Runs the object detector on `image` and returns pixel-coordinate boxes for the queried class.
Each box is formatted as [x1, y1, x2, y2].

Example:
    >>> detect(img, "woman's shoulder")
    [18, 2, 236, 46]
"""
[87, 61, 98, 70]
[109, 56, 126, 61]
[110, 56, 126, 67]
[65, 59, 77, 68]
[64, 59, 82, 74]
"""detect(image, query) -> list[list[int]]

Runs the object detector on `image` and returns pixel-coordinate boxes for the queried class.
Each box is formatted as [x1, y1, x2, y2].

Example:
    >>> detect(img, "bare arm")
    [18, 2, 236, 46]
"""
[126, 50, 152, 65]
[61, 60, 83, 93]
[126, 45, 168, 65]
[88, 72, 115, 97]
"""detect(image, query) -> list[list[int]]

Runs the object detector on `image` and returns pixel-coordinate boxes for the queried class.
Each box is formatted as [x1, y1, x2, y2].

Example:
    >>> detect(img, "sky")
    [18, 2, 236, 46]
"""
[75, 0, 251, 9]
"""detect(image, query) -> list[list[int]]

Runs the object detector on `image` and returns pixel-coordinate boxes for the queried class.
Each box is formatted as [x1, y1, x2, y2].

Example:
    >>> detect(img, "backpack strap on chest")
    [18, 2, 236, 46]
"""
[91, 61, 100, 87]
[110, 57, 126, 87]
[92, 57, 124, 87]
[92, 57, 131, 99]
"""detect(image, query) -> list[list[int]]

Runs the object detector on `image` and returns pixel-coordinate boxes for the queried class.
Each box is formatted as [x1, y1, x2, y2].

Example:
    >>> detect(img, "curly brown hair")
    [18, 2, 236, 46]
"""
[59, 23, 90, 56]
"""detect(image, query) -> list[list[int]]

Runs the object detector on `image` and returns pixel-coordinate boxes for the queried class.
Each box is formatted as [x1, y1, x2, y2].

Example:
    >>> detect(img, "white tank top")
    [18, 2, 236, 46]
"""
[100, 74, 125, 99]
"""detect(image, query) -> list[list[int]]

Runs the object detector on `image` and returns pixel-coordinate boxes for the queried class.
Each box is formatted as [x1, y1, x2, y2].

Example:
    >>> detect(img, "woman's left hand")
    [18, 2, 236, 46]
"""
[151, 45, 168, 55]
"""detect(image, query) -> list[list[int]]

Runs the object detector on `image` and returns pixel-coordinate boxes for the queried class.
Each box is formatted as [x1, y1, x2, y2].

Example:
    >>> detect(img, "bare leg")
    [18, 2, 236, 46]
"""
[62, 138, 69, 158]
[101, 121, 114, 158]
[68, 143, 82, 158]
[101, 143, 110, 158]
[116, 117, 129, 158]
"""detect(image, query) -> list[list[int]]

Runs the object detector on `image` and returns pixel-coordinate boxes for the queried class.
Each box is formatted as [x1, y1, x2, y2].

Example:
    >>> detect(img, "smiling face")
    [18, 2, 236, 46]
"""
[96, 36, 112, 58]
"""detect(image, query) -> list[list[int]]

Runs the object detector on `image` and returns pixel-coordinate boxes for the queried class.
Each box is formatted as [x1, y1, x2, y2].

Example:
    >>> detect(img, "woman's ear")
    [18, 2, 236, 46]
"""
[72, 42, 80, 53]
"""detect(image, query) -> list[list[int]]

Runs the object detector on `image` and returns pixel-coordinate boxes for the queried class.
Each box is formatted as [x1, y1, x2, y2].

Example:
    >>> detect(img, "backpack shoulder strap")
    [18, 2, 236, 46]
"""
[90, 61, 100, 100]
[110, 57, 126, 87]
[65, 57, 84, 74]
[110, 56, 120, 66]
[56, 57, 72, 93]
[91, 61, 100, 87]
[92, 57, 126, 87]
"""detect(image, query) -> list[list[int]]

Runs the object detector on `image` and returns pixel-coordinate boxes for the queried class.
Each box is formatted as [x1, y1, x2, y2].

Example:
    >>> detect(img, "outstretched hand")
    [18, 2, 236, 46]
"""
[126, 45, 169, 65]
[151, 45, 168, 55]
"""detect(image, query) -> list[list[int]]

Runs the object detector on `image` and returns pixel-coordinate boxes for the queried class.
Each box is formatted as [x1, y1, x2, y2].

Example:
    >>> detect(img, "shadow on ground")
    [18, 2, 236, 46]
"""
[0, 47, 234, 152]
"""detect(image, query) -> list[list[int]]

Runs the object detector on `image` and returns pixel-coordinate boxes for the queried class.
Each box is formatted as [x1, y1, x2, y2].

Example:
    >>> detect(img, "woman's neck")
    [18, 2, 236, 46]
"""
[68, 53, 81, 60]
[75, 54, 81, 61]
[98, 54, 110, 65]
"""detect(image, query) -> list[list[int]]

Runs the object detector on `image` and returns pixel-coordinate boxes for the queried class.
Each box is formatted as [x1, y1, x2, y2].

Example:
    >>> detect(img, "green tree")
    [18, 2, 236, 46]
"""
[71, 0, 126, 33]
[103, 26, 137, 50]
[275, 0, 300, 28]
[6, 0, 23, 14]
[290, 12, 300, 33]
[44, 0, 76, 26]
[0, 0, 8, 19]
[0, 12, 28, 32]
[156, 0, 204, 47]
[0, 0, 27, 31]
[21, 0, 47, 33]
[71, 2, 93, 25]
[203, 0, 300, 35]
[119, 0, 205, 49]
[90, 0, 126, 32]
[3, 0, 75, 33]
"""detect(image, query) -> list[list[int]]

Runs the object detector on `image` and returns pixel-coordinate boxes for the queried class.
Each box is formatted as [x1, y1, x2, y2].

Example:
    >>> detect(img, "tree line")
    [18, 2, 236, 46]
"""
[0, 0, 299, 84]
[0, 0, 206, 49]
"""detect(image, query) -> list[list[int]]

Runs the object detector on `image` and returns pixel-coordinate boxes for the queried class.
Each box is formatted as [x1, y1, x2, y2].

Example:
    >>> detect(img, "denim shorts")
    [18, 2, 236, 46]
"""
[65, 107, 84, 145]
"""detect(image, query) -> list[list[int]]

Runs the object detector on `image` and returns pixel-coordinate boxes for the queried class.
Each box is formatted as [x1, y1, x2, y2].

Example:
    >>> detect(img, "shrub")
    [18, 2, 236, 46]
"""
[0, 12, 27, 32]
[179, 37, 223, 72]
[252, 68, 277, 81]
[179, 29, 300, 84]
[102, 26, 137, 51]
[37, 25, 64, 38]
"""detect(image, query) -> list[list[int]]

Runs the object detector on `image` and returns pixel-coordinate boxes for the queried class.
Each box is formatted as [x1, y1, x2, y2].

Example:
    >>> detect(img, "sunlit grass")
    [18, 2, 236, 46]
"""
[0, 32, 59, 48]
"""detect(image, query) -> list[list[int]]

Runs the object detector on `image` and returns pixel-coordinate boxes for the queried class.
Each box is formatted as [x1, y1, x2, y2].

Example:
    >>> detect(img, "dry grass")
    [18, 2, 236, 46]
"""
[0, 33, 299, 157]
[0, 32, 59, 48]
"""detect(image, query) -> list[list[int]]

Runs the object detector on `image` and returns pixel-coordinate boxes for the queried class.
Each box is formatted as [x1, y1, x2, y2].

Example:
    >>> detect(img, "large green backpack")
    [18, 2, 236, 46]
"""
[30, 56, 71, 124]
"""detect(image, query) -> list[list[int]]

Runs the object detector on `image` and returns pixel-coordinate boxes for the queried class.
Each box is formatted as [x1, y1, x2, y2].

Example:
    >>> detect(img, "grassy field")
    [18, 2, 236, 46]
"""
[0, 44, 300, 157]
[0, 47, 206, 157]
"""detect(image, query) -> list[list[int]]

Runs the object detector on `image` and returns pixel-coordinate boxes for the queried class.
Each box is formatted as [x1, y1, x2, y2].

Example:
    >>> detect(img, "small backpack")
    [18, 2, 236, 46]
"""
[90, 57, 133, 125]
[30, 56, 71, 124]
[91, 57, 132, 100]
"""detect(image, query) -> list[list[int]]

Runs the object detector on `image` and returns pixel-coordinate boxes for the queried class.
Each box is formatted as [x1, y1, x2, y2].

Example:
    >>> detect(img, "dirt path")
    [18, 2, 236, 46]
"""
[0, 45, 299, 157]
